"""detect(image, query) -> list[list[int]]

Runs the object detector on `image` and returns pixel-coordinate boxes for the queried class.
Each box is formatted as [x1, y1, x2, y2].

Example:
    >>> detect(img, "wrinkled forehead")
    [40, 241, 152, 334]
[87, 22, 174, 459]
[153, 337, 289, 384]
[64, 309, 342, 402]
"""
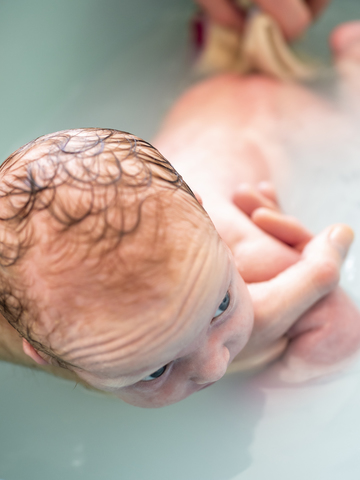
[27, 205, 224, 373]
[57, 225, 227, 377]
[20, 181, 219, 357]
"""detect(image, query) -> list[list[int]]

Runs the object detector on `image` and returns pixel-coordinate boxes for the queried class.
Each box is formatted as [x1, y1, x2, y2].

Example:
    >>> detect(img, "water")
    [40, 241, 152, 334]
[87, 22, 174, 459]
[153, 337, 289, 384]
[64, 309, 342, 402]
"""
[0, 0, 360, 478]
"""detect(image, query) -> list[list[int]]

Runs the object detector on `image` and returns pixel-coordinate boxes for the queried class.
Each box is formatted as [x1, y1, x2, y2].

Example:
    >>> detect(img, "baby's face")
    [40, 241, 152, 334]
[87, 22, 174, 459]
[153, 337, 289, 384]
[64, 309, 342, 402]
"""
[55, 220, 253, 408]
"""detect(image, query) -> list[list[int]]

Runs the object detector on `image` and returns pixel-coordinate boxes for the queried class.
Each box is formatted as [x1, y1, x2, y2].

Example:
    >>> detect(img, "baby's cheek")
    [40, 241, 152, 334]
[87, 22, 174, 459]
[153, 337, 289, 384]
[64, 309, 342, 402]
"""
[233, 236, 300, 283]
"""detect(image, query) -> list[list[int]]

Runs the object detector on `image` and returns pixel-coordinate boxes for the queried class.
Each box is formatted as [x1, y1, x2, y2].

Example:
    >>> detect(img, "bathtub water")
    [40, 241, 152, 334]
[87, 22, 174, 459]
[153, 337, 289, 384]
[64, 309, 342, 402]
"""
[0, 0, 360, 479]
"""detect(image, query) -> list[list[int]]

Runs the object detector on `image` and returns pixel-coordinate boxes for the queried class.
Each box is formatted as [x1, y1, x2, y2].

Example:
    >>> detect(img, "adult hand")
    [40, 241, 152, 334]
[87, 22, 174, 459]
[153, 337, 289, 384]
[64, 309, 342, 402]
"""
[227, 182, 360, 376]
[195, 0, 330, 40]
[230, 219, 354, 372]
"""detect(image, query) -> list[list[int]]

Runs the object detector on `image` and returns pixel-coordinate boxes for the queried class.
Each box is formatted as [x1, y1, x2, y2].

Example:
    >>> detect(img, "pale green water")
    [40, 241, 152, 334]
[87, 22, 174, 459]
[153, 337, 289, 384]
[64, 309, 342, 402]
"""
[1, 1, 360, 479]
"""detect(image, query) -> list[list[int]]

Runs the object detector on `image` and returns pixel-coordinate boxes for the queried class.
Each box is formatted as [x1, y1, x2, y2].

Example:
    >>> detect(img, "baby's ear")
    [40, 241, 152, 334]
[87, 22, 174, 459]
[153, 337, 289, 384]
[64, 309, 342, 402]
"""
[193, 191, 203, 205]
[22, 338, 50, 366]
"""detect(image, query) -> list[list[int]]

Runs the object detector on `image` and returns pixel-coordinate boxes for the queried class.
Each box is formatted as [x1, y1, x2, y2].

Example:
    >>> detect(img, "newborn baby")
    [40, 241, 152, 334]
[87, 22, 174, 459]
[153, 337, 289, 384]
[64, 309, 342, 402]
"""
[1, 21, 360, 408]
[0, 127, 356, 408]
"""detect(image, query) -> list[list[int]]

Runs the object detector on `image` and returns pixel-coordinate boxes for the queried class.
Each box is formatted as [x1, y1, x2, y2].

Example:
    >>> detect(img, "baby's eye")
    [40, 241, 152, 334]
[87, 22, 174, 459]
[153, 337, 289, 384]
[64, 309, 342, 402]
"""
[213, 291, 230, 318]
[142, 365, 167, 382]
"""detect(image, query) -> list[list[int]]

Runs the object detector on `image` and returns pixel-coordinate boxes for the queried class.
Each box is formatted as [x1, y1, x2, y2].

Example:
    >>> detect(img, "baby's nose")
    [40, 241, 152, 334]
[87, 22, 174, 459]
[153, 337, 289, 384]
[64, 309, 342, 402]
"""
[191, 346, 230, 385]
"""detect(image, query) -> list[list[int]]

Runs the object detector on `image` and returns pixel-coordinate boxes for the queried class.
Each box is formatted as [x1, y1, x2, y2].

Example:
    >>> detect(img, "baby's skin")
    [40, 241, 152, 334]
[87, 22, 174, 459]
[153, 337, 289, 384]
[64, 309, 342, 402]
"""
[0, 130, 354, 408]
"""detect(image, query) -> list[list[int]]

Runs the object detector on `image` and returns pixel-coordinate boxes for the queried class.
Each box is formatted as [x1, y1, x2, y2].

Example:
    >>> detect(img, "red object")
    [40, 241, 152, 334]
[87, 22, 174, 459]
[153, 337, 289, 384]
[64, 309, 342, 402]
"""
[191, 12, 206, 50]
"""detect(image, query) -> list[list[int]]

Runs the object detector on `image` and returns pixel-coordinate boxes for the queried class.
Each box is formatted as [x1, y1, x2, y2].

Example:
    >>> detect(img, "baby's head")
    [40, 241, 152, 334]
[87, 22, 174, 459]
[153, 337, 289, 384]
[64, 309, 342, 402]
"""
[0, 128, 253, 407]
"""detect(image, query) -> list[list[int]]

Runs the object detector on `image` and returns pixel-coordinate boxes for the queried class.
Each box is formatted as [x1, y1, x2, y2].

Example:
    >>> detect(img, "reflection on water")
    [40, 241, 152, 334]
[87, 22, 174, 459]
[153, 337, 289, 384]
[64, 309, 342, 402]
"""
[1, 0, 360, 479]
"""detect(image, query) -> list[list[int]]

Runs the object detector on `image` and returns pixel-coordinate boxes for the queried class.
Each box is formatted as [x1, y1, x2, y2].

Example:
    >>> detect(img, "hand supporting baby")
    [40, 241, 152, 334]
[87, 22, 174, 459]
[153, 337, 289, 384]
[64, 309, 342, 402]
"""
[227, 183, 360, 380]
[195, 0, 329, 40]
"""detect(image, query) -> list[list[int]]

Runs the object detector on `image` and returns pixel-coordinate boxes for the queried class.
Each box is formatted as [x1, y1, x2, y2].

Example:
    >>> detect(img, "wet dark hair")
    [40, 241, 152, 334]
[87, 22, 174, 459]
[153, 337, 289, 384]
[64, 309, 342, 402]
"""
[0, 128, 203, 368]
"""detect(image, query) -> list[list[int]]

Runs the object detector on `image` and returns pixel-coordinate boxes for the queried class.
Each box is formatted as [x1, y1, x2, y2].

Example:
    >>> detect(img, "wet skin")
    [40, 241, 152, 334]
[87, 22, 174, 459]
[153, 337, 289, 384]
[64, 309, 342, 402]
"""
[66, 217, 254, 408]
[5, 22, 360, 406]
[2, 127, 357, 407]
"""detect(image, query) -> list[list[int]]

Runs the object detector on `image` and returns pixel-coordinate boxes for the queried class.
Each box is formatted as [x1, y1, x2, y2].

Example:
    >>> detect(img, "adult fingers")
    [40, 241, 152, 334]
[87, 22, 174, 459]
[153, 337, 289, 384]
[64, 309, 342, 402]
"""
[232, 183, 279, 216]
[195, 0, 330, 39]
[247, 224, 354, 345]
[306, 0, 330, 18]
[195, 0, 245, 30]
[255, 0, 312, 40]
[257, 181, 279, 204]
[251, 207, 313, 249]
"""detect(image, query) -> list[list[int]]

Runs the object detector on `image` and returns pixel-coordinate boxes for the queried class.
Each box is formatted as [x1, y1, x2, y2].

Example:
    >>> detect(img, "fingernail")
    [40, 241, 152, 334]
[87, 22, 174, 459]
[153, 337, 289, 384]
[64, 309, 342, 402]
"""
[329, 225, 354, 257]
